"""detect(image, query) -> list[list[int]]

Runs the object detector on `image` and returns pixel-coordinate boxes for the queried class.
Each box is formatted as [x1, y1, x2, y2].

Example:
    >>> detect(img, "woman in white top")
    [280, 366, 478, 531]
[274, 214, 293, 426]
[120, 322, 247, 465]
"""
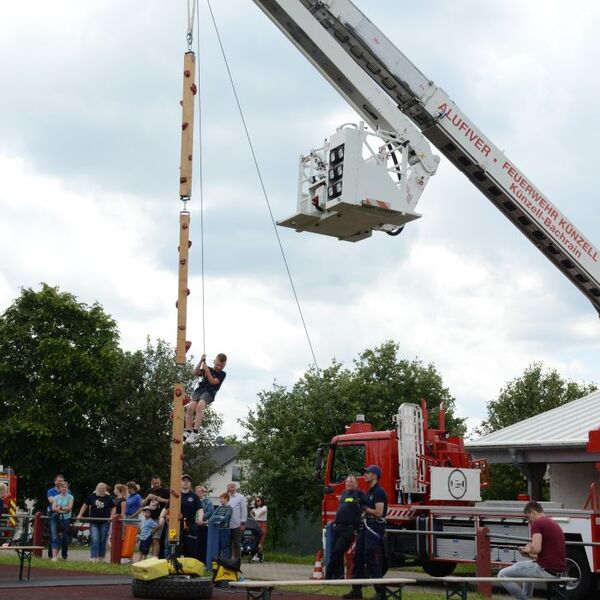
[250, 496, 268, 561]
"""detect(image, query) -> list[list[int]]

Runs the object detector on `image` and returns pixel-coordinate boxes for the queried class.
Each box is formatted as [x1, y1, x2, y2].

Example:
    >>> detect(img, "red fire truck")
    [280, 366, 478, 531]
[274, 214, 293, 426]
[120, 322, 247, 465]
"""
[0, 466, 18, 542]
[316, 403, 599, 599]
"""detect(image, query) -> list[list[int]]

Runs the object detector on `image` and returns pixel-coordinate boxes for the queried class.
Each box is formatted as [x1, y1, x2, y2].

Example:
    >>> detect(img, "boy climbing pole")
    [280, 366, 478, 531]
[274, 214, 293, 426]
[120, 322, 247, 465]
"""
[184, 352, 227, 443]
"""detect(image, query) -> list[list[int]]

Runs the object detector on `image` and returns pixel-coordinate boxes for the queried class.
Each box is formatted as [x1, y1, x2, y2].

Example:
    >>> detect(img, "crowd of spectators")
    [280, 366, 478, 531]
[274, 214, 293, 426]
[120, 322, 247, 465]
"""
[40, 473, 268, 564]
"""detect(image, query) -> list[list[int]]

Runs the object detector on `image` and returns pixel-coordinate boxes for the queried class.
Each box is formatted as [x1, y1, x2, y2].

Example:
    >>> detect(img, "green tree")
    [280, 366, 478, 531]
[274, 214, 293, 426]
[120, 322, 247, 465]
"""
[349, 342, 465, 434]
[239, 341, 463, 543]
[0, 284, 121, 507]
[479, 362, 597, 500]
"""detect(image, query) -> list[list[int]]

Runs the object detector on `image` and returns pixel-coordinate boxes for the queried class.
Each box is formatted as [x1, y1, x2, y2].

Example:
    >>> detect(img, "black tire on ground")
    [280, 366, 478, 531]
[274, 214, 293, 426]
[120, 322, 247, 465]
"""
[564, 547, 593, 600]
[421, 560, 457, 577]
[132, 575, 213, 599]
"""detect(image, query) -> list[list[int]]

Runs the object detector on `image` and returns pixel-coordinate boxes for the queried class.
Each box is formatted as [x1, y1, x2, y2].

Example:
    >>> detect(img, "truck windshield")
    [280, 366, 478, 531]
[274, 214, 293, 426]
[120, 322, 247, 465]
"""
[330, 444, 365, 483]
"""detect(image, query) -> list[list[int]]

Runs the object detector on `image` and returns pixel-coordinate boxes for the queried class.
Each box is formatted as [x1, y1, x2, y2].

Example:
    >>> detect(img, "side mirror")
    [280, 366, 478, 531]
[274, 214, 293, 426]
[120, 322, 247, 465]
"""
[314, 447, 324, 482]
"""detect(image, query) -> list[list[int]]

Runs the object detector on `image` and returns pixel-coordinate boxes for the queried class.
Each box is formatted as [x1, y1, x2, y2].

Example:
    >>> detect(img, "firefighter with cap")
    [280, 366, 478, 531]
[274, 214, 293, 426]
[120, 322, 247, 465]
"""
[158, 474, 203, 558]
[342, 464, 388, 600]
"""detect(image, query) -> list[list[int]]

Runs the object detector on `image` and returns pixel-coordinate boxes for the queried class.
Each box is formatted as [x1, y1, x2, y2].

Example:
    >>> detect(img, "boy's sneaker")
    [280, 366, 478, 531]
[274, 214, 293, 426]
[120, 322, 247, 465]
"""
[183, 430, 191, 442]
[251, 554, 260, 562]
[187, 431, 198, 444]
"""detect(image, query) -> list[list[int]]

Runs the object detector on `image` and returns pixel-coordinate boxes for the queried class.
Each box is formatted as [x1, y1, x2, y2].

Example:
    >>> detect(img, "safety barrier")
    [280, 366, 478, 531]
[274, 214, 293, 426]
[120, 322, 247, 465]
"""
[32, 512, 140, 563]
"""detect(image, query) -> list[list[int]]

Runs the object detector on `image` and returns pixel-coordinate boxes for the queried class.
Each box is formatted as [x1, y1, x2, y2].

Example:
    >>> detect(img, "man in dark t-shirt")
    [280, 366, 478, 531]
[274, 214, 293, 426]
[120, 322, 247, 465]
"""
[326, 475, 367, 580]
[141, 475, 170, 557]
[179, 474, 203, 558]
[499, 501, 566, 600]
[343, 465, 388, 600]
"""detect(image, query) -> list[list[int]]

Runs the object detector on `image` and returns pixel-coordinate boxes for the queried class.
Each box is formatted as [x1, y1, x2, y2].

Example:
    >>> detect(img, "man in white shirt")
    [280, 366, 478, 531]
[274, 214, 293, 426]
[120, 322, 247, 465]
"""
[227, 482, 247, 560]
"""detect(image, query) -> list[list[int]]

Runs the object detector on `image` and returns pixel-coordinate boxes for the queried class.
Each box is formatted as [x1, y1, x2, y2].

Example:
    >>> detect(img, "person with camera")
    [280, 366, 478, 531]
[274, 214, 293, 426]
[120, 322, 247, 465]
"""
[499, 501, 566, 600]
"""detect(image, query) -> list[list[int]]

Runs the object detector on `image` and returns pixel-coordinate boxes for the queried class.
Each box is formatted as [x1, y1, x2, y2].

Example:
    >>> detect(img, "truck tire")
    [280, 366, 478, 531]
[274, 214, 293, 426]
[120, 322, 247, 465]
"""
[132, 575, 213, 599]
[564, 548, 592, 600]
[421, 560, 456, 577]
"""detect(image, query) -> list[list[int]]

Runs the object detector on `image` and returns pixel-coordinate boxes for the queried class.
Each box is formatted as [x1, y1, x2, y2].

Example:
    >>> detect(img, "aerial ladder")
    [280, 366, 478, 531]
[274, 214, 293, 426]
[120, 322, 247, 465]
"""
[251, 0, 600, 315]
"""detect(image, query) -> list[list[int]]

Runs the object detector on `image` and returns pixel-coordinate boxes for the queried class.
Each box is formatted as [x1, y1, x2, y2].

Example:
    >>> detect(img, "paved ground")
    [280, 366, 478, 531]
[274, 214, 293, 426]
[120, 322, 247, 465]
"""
[64, 547, 439, 583]
[2, 549, 519, 599]
[0, 563, 416, 599]
[0, 549, 446, 600]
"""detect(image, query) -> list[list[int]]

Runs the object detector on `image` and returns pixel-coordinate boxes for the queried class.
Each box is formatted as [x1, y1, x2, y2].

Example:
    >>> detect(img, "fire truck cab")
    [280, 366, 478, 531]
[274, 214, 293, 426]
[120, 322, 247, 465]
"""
[0, 466, 18, 542]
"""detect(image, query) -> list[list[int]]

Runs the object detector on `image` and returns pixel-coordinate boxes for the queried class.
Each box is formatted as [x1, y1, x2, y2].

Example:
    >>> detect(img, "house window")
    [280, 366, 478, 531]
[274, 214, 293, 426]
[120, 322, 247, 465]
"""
[231, 465, 242, 482]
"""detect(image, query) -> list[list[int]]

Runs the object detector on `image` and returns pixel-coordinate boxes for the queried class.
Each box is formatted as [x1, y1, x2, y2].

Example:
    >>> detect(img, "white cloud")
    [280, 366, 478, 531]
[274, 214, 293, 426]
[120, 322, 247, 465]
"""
[0, 0, 599, 441]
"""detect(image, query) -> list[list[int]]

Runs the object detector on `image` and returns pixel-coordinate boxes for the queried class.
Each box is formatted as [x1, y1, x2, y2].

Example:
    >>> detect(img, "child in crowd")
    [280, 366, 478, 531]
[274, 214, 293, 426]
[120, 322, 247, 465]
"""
[209, 492, 233, 559]
[138, 506, 158, 561]
[185, 352, 227, 443]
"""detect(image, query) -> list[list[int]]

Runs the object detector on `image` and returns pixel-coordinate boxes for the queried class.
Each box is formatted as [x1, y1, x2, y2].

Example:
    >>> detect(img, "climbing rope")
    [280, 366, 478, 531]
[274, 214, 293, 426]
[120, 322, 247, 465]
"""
[203, 1, 357, 477]
[195, 3, 206, 355]
[205, 0, 319, 370]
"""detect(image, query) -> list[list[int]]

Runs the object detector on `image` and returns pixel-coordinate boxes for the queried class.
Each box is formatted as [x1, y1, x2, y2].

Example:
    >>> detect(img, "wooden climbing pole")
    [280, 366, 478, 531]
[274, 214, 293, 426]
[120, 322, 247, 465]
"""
[167, 50, 196, 555]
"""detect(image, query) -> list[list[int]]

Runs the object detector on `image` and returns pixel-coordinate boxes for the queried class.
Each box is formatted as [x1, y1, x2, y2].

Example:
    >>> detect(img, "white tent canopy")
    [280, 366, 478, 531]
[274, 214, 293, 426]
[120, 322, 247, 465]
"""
[466, 389, 600, 464]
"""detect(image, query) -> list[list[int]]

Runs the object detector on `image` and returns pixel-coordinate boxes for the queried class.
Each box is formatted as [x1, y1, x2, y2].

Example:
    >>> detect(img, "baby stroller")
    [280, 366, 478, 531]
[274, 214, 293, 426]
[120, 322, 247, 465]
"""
[241, 518, 263, 562]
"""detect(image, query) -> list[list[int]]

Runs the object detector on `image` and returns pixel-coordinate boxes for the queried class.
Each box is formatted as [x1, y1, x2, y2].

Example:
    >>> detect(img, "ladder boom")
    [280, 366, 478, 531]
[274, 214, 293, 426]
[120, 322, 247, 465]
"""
[252, 0, 600, 313]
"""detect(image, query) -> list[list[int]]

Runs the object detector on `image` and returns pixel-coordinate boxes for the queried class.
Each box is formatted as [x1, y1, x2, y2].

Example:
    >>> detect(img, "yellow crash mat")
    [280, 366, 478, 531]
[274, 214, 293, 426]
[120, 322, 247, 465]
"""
[132, 557, 170, 581]
[169, 557, 204, 576]
[132, 556, 205, 581]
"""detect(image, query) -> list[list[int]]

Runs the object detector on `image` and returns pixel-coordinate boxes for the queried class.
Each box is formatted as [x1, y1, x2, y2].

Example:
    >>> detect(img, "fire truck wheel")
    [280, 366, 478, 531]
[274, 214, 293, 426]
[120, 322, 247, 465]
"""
[421, 559, 456, 577]
[132, 575, 213, 599]
[564, 548, 592, 600]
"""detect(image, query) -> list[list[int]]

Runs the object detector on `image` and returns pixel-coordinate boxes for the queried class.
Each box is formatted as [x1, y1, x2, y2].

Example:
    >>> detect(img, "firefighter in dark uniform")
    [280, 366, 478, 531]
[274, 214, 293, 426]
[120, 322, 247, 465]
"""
[326, 475, 366, 579]
[342, 464, 388, 600]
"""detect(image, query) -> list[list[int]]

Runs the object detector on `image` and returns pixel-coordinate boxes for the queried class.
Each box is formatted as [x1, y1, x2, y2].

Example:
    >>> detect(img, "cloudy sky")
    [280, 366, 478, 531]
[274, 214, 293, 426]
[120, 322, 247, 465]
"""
[1, 1, 599, 439]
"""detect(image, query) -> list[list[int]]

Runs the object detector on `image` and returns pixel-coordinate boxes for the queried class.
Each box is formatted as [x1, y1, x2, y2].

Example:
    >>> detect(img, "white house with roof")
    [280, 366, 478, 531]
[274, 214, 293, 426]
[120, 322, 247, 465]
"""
[204, 445, 246, 503]
[466, 389, 600, 508]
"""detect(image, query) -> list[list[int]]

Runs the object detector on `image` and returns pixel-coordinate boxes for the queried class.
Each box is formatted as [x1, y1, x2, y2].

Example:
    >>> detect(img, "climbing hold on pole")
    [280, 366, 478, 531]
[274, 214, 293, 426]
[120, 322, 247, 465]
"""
[175, 388, 183, 397]
[182, 122, 189, 131]
[190, 83, 197, 95]
[184, 69, 191, 78]
[185, 341, 192, 352]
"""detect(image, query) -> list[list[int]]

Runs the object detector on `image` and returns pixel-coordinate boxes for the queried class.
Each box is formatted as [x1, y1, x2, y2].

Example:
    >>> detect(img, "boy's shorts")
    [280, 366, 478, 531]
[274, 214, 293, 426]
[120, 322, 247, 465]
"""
[139, 536, 152, 555]
[191, 388, 215, 405]
[152, 522, 164, 540]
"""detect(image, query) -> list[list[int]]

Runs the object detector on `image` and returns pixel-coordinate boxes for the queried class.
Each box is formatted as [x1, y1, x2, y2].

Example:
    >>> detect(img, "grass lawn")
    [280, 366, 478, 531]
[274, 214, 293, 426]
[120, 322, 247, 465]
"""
[267, 551, 315, 565]
[0, 552, 131, 575]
